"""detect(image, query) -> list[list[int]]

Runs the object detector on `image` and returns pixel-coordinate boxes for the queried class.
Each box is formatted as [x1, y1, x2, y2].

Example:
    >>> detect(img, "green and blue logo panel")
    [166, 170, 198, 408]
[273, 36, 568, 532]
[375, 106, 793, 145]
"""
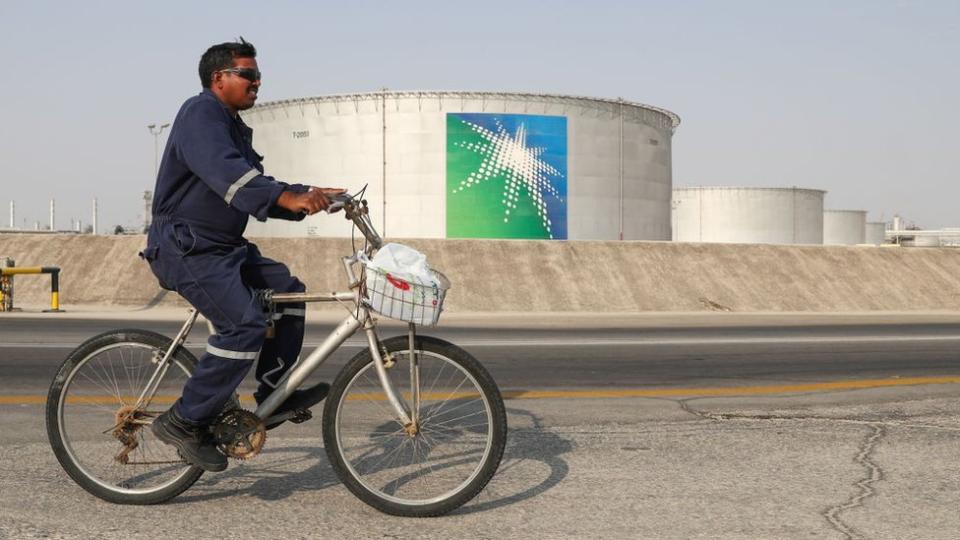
[446, 113, 567, 239]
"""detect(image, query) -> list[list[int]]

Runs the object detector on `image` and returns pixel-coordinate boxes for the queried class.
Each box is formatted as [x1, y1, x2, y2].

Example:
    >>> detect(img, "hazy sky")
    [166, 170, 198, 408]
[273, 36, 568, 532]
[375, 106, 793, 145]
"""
[1, 1, 957, 231]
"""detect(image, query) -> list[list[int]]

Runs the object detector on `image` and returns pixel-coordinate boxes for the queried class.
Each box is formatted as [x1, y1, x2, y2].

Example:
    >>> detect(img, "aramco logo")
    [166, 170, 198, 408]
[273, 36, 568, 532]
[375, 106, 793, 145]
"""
[446, 113, 567, 239]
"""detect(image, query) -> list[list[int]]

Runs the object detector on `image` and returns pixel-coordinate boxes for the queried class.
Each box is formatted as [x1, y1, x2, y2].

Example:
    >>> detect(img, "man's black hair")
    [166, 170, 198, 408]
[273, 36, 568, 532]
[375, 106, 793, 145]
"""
[198, 37, 257, 88]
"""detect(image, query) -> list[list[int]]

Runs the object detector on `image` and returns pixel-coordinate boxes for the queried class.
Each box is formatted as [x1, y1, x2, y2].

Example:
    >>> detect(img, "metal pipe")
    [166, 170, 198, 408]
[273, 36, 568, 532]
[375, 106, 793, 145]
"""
[365, 325, 412, 425]
[135, 309, 200, 410]
[0, 267, 63, 312]
[408, 322, 420, 425]
[341, 255, 360, 288]
[255, 313, 364, 420]
[1, 266, 57, 275]
[271, 291, 358, 304]
[49, 269, 59, 310]
[147, 123, 170, 178]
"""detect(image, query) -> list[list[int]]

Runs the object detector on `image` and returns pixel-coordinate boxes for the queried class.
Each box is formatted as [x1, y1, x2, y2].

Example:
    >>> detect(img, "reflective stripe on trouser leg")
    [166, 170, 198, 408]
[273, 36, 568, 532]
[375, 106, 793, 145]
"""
[176, 348, 258, 426]
[177, 317, 266, 424]
[165, 240, 269, 425]
[177, 298, 267, 424]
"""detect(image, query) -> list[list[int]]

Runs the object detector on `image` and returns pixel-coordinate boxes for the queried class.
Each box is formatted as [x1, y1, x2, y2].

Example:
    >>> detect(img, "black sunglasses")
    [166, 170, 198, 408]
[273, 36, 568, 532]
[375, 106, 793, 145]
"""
[219, 67, 262, 82]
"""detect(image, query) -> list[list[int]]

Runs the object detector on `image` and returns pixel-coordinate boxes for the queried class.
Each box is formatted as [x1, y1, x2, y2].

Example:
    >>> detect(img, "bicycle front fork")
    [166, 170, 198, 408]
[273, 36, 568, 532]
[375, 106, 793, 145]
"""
[363, 321, 418, 430]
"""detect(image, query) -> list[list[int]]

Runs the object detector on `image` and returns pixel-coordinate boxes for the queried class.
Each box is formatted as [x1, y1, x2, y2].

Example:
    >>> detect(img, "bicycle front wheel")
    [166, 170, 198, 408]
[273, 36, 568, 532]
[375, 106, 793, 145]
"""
[45, 329, 204, 505]
[323, 335, 507, 517]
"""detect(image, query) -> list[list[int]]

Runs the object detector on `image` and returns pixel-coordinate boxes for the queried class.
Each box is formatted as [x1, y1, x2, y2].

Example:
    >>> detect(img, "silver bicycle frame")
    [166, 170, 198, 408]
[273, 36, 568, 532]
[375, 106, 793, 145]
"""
[258, 253, 414, 426]
[134, 309, 200, 410]
[137, 252, 415, 427]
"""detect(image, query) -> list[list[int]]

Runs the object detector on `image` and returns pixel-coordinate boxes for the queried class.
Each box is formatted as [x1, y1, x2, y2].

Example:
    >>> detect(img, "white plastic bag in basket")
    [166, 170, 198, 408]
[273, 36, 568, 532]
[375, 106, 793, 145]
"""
[362, 243, 446, 325]
[369, 243, 438, 286]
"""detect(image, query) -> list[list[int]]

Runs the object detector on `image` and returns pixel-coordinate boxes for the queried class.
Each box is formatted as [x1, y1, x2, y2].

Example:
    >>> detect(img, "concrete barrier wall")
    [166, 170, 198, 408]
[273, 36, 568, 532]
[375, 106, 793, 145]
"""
[1, 234, 959, 312]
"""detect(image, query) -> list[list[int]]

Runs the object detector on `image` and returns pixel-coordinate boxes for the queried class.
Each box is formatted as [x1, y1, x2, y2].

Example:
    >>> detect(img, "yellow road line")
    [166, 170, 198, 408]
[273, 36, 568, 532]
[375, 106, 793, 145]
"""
[0, 395, 254, 406]
[4, 376, 960, 406]
[502, 376, 960, 399]
[0, 396, 47, 405]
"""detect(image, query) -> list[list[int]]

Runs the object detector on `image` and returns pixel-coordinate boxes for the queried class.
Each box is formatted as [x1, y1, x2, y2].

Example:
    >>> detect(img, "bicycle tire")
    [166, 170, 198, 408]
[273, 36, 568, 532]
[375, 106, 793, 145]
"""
[322, 335, 507, 517]
[46, 329, 204, 505]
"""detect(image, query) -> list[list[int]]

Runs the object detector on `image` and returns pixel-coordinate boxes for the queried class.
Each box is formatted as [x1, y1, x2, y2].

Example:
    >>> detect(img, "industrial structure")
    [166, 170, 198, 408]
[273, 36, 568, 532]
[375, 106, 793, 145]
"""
[241, 91, 680, 240]
[0, 198, 104, 235]
[888, 227, 960, 247]
[865, 222, 886, 245]
[671, 187, 825, 244]
[4, 90, 958, 250]
[823, 210, 867, 245]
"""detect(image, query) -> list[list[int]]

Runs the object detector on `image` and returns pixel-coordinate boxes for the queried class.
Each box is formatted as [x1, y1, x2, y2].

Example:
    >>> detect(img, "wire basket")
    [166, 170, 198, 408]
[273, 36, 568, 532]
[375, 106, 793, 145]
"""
[363, 266, 450, 326]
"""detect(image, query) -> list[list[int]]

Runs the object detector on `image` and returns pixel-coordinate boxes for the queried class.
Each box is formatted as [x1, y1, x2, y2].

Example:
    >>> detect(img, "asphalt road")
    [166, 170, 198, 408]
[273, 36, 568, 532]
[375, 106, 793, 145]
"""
[2, 315, 960, 539]
[4, 317, 960, 394]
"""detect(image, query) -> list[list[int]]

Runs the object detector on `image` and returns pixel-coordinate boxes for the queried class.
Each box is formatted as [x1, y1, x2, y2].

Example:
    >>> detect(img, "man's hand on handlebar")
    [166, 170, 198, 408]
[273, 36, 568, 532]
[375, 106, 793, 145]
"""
[277, 187, 347, 215]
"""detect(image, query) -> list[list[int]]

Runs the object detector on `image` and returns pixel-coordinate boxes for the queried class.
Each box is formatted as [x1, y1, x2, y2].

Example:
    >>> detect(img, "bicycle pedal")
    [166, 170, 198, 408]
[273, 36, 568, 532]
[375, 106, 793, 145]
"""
[290, 409, 313, 424]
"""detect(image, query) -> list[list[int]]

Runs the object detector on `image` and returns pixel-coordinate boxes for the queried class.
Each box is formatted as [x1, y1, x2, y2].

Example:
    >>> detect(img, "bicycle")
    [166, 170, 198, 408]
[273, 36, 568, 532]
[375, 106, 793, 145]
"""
[45, 193, 508, 517]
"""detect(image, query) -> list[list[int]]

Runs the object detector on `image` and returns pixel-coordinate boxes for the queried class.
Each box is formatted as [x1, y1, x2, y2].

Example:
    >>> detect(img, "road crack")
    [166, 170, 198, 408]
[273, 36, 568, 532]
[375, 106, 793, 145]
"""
[677, 399, 725, 421]
[822, 424, 885, 540]
[677, 401, 888, 539]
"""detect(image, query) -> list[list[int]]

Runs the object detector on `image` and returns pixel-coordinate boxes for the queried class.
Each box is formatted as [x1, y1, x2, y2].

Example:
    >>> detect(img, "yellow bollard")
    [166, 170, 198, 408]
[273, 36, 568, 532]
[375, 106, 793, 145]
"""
[0, 275, 9, 312]
[0, 266, 63, 312]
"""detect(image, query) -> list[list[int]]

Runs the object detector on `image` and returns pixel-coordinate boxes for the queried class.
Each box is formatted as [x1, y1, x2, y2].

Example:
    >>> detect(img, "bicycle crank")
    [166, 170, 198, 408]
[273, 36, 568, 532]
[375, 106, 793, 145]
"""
[211, 409, 267, 460]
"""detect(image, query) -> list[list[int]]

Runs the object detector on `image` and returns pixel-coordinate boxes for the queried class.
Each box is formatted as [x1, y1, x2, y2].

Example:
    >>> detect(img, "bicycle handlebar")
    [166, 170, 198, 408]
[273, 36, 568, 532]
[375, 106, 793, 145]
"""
[332, 193, 383, 250]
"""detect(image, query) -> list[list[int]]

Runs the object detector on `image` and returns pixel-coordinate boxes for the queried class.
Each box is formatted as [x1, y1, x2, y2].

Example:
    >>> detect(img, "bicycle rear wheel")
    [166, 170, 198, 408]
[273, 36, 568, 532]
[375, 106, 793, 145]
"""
[323, 335, 507, 517]
[46, 329, 204, 504]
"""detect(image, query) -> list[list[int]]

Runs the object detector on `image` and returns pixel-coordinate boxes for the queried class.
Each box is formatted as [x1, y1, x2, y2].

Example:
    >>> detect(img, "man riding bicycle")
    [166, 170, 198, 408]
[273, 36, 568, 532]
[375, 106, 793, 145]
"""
[141, 38, 342, 472]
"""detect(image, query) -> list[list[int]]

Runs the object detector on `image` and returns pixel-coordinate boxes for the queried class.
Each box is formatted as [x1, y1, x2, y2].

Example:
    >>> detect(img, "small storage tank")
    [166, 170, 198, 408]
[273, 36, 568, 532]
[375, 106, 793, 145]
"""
[865, 222, 887, 245]
[671, 187, 825, 244]
[824, 210, 867, 245]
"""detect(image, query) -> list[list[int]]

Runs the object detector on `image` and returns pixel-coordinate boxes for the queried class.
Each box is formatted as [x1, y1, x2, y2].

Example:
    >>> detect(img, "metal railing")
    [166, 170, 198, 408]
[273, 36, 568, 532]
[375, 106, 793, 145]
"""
[0, 265, 63, 312]
[886, 229, 960, 248]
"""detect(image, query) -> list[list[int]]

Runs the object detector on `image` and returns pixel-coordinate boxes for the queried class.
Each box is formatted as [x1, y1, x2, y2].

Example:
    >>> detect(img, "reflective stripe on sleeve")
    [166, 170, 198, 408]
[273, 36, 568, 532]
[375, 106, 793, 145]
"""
[224, 168, 261, 205]
[206, 344, 260, 360]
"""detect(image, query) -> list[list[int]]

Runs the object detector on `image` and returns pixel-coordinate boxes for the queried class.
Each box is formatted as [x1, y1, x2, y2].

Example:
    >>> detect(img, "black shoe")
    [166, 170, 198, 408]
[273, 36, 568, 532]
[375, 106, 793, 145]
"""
[257, 383, 330, 430]
[151, 408, 228, 472]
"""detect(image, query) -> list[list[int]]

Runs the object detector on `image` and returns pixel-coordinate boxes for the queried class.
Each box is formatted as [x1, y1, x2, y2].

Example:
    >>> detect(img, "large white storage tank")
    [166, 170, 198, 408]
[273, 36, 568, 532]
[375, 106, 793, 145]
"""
[865, 222, 887, 245]
[671, 187, 825, 244]
[241, 91, 680, 240]
[824, 210, 867, 245]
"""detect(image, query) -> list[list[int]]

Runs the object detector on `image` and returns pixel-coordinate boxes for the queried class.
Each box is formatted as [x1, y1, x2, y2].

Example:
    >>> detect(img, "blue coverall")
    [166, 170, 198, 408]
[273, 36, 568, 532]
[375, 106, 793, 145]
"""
[142, 89, 308, 425]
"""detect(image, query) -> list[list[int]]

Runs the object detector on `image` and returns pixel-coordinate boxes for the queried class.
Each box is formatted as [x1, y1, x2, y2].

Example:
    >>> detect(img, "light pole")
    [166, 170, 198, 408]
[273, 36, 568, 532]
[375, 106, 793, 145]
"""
[147, 123, 170, 179]
[146, 123, 169, 233]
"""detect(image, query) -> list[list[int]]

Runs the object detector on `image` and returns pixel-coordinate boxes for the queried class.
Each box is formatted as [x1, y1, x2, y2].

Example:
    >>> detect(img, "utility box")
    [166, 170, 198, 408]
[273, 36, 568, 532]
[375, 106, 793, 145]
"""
[0, 257, 14, 311]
